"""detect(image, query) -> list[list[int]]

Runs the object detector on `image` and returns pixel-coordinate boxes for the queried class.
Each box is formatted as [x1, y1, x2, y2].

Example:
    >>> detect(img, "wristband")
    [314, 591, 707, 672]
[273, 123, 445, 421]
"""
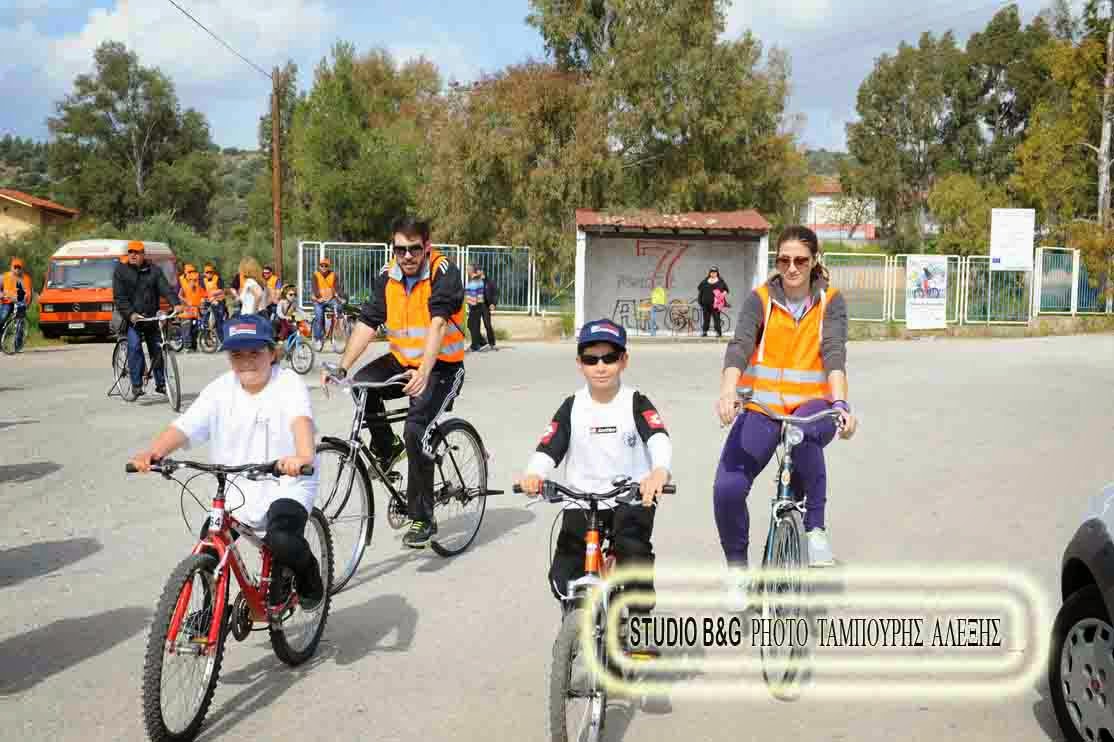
[335, 366, 348, 380]
[832, 400, 851, 413]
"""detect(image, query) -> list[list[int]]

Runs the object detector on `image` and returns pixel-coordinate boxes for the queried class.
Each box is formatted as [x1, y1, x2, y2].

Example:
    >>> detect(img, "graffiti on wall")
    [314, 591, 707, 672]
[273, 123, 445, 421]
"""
[610, 298, 733, 336]
[614, 240, 692, 291]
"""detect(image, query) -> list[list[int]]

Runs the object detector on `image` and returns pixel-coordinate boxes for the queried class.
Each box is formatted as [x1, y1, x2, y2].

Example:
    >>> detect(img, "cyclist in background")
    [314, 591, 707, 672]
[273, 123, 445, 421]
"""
[202, 263, 227, 329]
[713, 225, 858, 611]
[0, 256, 32, 336]
[178, 264, 205, 352]
[112, 241, 182, 398]
[311, 257, 345, 344]
[322, 216, 466, 549]
[262, 264, 281, 320]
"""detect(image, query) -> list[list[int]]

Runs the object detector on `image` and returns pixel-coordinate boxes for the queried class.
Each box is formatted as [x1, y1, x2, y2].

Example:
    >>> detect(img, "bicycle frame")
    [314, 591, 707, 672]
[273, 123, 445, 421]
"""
[167, 477, 284, 656]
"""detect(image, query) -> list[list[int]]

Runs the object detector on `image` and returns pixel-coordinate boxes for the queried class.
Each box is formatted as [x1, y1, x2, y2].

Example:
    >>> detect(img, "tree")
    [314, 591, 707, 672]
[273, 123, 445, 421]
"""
[47, 41, 216, 227]
[926, 173, 1009, 256]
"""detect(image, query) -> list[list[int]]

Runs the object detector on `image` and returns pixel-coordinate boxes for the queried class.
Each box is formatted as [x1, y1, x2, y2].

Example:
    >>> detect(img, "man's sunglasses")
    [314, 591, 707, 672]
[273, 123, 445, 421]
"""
[775, 255, 812, 270]
[579, 351, 623, 366]
[393, 242, 425, 257]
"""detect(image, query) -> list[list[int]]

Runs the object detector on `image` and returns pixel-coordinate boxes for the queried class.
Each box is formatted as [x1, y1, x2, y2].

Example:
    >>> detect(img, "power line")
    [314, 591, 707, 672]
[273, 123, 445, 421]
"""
[163, 0, 273, 81]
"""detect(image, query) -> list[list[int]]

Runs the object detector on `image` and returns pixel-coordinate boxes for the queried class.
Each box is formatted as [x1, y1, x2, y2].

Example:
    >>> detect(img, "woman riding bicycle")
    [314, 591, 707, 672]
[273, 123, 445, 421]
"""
[713, 225, 858, 608]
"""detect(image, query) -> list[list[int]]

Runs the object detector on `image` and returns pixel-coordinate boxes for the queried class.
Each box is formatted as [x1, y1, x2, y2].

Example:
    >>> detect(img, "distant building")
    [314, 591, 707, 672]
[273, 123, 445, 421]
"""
[801, 176, 877, 240]
[0, 188, 80, 239]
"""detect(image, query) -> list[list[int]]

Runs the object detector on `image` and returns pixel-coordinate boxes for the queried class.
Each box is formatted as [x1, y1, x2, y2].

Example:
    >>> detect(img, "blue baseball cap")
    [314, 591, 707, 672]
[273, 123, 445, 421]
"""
[222, 314, 275, 351]
[577, 318, 627, 353]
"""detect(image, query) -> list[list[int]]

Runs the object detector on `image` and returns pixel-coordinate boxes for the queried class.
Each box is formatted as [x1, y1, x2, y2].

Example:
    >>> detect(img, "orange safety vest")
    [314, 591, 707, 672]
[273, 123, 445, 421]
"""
[204, 273, 224, 301]
[180, 278, 205, 318]
[738, 283, 836, 417]
[265, 275, 279, 291]
[383, 250, 465, 367]
[1, 271, 31, 304]
[314, 270, 337, 301]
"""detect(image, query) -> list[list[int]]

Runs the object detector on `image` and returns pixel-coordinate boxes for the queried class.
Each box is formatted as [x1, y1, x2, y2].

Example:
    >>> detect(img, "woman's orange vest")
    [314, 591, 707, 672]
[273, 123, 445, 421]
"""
[1, 272, 31, 304]
[383, 250, 465, 367]
[314, 270, 337, 301]
[180, 277, 205, 318]
[203, 273, 224, 301]
[738, 283, 837, 416]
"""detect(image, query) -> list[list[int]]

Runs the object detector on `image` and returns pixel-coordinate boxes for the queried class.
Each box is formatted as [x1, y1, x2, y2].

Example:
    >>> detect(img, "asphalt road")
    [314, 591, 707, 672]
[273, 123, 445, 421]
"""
[2, 333, 1111, 741]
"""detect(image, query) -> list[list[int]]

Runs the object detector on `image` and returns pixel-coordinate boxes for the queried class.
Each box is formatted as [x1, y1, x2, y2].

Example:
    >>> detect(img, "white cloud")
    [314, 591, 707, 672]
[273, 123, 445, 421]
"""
[724, 0, 834, 39]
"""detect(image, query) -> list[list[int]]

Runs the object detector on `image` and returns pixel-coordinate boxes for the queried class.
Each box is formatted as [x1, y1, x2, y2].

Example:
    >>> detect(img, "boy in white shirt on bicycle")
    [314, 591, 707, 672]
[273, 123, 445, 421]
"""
[129, 313, 325, 609]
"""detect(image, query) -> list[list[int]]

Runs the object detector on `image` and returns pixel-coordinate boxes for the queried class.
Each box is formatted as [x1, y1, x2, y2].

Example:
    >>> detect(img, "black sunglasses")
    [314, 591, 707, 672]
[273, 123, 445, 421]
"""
[579, 351, 623, 366]
[775, 255, 812, 269]
[393, 242, 425, 257]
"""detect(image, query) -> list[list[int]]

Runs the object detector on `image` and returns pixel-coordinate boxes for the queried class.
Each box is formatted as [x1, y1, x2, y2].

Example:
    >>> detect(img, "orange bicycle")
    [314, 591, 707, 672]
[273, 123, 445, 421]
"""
[130, 458, 332, 742]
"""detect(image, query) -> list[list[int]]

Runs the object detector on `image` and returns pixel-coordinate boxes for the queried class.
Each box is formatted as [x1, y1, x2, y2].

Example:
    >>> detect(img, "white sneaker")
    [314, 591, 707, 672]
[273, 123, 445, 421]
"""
[807, 528, 835, 567]
[723, 567, 752, 613]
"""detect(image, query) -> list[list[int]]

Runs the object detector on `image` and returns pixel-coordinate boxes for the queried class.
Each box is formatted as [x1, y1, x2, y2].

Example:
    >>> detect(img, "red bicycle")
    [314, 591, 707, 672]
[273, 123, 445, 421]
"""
[128, 458, 333, 742]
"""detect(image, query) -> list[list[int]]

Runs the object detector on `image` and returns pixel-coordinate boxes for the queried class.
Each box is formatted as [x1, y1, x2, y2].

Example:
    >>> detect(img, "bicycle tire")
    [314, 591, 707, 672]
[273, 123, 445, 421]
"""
[166, 322, 185, 353]
[549, 608, 606, 742]
[164, 349, 182, 412]
[197, 327, 219, 354]
[269, 508, 333, 666]
[759, 508, 811, 700]
[1, 318, 21, 354]
[141, 553, 227, 742]
[429, 418, 488, 557]
[290, 339, 315, 375]
[330, 315, 350, 354]
[113, 339, 138, 401]
[314, 440, 373, 594]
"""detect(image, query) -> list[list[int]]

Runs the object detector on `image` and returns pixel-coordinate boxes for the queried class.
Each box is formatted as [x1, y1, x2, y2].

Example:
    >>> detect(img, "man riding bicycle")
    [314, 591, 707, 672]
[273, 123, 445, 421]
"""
[113, 241, 182, 398]
[322, 216, 466, 549]
[311, 257, 346, 344]
[178, 264, 204, 351]
[1, 256, 32, 336]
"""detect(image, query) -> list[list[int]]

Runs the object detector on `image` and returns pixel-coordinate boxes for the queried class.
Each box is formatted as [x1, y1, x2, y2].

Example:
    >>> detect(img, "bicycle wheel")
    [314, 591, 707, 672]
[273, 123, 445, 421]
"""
[1, 318, 21, 354]
[549, 608, 607, 742]
[164, 349, 182, 412]
[759, 508, 811, 700]
[327, 314, 349, 354]
[197, 326, 219, 354]
[113, 339, 137, 401]
[290, 338, 315, 375]
[141, 553, 227, 742]
[166, 323, 185, 353]
[269, 508, 333, 666]
[429, 418, 488, 557]
[314, 440, 373, 594]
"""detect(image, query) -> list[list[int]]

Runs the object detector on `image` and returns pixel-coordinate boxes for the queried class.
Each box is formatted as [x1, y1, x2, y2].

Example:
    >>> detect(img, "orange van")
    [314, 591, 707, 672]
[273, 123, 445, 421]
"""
[37, 239, 178, 339]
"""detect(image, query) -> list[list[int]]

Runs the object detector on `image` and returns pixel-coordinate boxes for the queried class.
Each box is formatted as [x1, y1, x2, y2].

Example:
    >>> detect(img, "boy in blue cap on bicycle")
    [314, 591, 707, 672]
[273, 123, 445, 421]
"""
[129, 313, 326, 610]
[517, 319, 673, 641]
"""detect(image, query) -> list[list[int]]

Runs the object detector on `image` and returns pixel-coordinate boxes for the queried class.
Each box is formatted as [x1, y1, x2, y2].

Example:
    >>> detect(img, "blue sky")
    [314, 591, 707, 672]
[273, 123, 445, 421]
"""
[0, 0, 1072, 154]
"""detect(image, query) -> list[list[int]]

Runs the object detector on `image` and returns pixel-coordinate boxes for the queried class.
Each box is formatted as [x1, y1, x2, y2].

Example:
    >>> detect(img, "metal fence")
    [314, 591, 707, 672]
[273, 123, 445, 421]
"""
[461, 245, 533, 313]
[889, 255, 962, 324]
[1033, 246, 1113, 317]
[963, 256, 1032, 325]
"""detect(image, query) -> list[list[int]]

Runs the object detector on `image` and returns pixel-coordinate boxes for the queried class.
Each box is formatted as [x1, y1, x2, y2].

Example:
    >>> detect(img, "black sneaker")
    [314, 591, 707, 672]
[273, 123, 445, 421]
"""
[402, 520, 435, 548]
[155, 385, 167, 395]
[131, 384, 145, 398]
[298, 563, 325, 612]
[376, 435, 406, 471]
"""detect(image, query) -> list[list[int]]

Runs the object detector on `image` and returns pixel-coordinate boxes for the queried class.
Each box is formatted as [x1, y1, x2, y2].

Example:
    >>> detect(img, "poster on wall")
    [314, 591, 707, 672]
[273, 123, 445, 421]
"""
[906, 255, 948, 329]
[989, 208, 1035, 271]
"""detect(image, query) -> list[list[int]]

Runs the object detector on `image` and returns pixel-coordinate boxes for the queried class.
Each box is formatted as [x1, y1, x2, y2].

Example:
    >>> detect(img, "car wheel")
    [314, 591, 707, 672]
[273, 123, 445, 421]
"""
[1050, 583, 1114, 742]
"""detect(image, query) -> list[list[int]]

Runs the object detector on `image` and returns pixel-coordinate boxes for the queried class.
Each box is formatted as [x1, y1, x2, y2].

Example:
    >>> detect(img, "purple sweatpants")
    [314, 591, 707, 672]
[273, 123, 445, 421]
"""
[713, 398, 837, 566]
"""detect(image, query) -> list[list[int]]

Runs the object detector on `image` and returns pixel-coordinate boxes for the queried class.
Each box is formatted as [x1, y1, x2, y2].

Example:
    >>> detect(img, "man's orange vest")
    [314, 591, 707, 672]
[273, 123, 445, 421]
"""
[1, 271, 31, 305]
[204, 273, 224, 301]
[384, 250, 465, 367]
[265, 275, 279, 291]
[738, 283, 837, 416]
[314, 270, 337, 301]
[180, 277, 205, 318]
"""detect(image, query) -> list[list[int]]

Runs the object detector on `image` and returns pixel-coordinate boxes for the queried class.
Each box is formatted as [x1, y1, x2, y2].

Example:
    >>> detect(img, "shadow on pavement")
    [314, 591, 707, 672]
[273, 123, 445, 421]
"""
[198, 593, 418, 740]
[0, 386, 24, 393]
[0, 418, 37, 431]
[0, 537, 103, 589]
[0, 606, 150, 695]
[340, 506, 536, 592]
[0, 461, 62, 485]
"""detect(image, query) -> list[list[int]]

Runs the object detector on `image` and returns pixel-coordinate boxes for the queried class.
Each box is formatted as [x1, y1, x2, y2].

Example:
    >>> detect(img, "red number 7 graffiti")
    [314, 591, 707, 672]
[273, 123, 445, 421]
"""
[635, 240, 690, 289]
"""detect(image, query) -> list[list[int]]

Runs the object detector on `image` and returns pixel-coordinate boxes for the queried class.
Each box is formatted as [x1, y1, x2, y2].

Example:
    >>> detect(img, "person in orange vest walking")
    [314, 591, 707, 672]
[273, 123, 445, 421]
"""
[311, 257, 345, 344]
[323, 215, 466, 548]
[713, 226, 859, 610]
[1, 256, 33, 346]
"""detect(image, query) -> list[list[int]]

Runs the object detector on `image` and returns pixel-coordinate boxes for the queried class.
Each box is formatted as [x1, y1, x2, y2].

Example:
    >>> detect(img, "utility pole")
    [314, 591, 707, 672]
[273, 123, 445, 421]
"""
[1099, 0, 1114, 227]
[271, 66, 284, 277]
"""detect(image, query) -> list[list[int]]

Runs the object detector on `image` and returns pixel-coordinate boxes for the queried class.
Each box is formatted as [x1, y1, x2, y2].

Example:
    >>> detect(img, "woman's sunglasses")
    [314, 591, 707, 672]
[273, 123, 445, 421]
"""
[393, 242, 425, 257]
[775, 255, 812, 270]
[579, 351, 623, 366]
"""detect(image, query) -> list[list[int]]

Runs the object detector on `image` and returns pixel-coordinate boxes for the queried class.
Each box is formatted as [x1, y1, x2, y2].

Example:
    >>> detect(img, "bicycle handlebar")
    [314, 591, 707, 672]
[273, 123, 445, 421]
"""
[125, 458, 314, 478]
[735, 388, 844, 426]
[321, 362, 412, 390]
[513, 479, 677, 505]
[133, 310, 181, 323]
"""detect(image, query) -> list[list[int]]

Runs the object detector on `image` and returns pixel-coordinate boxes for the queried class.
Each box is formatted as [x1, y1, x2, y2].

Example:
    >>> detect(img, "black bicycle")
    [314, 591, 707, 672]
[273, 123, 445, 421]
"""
[109, 311, 183, 412]
[515, 477, 676, 742]
[315, 361, 501, 593]
[734, 387, 844, 700]
[0, 300, 27, 355]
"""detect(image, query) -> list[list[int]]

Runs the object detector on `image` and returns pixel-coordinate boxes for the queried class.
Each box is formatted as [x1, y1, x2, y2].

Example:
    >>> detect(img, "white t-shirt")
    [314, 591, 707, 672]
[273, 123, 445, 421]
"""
[172, 366, 319, 529]
[239, 278, 263, 315]
[526, 384, 672, 510]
